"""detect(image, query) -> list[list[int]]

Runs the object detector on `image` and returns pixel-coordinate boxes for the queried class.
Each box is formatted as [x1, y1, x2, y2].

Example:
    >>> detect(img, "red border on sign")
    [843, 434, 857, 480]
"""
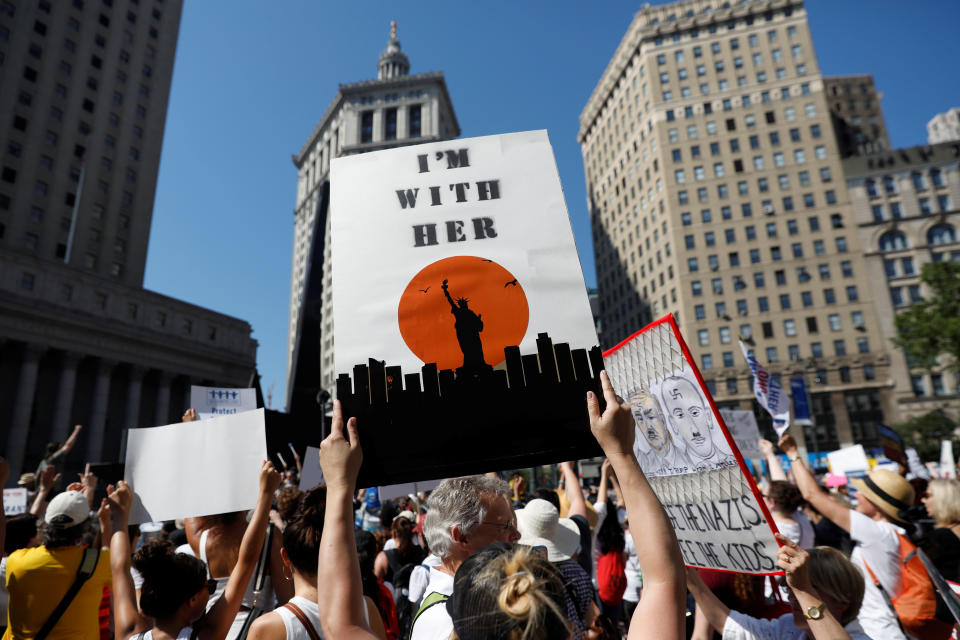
[603, 313, 784, 575]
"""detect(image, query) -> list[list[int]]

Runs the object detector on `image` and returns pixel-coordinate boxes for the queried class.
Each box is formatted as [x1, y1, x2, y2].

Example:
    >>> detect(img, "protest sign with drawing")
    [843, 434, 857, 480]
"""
[190, 385, 257, 420]
[124, 409, 268, 524]
[604, 315, 781, 574]
[3, 488, 27, 516]
[718, 409, 762, 460]
[330, 130, 602, 486]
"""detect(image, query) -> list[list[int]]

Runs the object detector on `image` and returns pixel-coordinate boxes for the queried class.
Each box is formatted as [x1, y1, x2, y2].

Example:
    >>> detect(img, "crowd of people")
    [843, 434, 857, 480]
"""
[2, 370, 959, 639]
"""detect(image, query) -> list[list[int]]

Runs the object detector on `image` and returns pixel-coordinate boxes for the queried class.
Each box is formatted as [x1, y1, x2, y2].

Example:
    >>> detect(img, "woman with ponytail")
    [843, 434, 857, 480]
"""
[315, 373, 686, 640]
[246, 488, 388, 640]
[103, 461, 281, 640]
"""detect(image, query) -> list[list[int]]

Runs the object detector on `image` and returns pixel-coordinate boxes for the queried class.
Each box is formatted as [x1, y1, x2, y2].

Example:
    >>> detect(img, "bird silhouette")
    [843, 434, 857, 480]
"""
[504, 279, 518, 288]
[419, 286, 431, 293]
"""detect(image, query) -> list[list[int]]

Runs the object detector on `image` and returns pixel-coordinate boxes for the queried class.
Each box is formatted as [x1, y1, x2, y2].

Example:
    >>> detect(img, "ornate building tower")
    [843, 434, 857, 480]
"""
[285, 24, 459, 419]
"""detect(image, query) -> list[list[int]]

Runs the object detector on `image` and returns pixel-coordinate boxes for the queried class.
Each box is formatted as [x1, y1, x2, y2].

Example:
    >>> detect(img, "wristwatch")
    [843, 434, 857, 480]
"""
[805, 602, 825, 620]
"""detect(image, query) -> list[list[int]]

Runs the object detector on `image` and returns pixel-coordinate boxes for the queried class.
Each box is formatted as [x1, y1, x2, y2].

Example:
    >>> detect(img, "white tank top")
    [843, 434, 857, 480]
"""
[199, 528, 276, 611]
[275, 596, 325, 640]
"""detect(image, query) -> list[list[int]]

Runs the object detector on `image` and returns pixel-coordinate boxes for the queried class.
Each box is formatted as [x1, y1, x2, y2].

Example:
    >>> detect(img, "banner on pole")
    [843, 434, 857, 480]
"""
[605, 315, 781, 574]
[739, 342, 790, 436]
[789, 377, 812, 427]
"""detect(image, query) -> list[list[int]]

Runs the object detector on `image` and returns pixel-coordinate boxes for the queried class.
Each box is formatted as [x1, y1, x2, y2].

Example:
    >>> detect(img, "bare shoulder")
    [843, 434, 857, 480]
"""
[247, 610, 286, 640]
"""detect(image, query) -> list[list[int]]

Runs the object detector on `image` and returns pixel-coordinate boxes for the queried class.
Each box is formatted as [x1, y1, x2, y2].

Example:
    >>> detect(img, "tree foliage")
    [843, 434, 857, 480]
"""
[891, 410, 959, 462]
[893, 261, 960, 376]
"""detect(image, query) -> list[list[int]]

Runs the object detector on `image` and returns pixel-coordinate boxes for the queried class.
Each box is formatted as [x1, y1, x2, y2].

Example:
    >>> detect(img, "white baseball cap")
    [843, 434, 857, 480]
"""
[44, 491, 91, 528]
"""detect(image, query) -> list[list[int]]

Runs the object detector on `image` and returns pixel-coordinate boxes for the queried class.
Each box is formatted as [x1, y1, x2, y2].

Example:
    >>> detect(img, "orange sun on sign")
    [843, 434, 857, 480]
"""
[397, 256, 529, 371]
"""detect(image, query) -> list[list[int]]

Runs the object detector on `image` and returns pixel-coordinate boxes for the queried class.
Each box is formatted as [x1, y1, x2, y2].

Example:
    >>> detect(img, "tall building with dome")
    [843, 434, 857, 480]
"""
[285, 23, 460, 418]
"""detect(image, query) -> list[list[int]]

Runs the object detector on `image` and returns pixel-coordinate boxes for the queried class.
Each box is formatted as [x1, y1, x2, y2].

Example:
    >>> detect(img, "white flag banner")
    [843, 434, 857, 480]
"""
[190, 386, 258, 421]
[124, 409, 267, 524]
[738, 341, 790, 436]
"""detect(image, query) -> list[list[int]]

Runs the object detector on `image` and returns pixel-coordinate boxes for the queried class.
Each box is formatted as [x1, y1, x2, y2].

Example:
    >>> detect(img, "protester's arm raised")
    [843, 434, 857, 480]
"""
[759, 439, 787, 481]
[684, 567, 731, 632]
[776, 533, 852, 640]
[779, 434, 850, 532]
[587, 371, 686, 640]
[560, 461, 588, 519]
[104, 482, 151, 640]
[200, 461, 281, 640]
[29, 464, 59, 516]
[317, 400, 377, 640]
[60, 424, 83, 454]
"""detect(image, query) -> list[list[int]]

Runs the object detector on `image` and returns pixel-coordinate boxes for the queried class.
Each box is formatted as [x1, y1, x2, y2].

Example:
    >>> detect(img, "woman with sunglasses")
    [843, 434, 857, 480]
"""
[102, 460, 281, 640]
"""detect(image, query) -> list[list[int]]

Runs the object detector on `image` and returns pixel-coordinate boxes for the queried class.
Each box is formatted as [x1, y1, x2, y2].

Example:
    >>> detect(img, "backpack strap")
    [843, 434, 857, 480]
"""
[862, 539, 909, 637]
[283, 602, 322, 640]
[409, 591, 449, 640]
[35, 546, 101, 640]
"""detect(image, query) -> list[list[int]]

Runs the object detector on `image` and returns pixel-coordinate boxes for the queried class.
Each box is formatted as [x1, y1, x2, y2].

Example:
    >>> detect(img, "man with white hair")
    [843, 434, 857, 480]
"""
[409, 475, 520, 640]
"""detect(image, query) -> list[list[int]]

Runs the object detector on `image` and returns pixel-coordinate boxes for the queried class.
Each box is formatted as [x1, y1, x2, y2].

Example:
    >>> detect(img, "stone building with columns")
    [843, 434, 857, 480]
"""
[0, 0, 256, 480]
[285, 23, 459, 419]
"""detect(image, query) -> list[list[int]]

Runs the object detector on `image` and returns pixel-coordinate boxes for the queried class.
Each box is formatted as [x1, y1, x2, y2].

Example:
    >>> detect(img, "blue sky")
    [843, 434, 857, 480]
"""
[143, 1, 960, 408]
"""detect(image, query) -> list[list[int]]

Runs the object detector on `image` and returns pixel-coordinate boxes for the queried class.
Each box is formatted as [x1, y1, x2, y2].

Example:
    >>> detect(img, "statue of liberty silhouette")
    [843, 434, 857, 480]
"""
[441, 279, 488, 370]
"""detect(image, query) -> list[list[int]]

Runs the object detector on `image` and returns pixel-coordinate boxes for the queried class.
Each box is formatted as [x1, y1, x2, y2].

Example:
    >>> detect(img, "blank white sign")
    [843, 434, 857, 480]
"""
[124, 409, 267, 524]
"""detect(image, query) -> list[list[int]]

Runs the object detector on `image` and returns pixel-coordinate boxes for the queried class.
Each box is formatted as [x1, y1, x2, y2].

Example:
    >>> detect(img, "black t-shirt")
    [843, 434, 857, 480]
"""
[570, 513, 593, 577]
[921, 526, 960, 622]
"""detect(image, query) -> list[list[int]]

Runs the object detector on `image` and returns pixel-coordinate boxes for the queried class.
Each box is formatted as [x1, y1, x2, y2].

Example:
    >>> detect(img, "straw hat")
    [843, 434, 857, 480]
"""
[850, 469, 915, 524]
[515, 499, 581, 562]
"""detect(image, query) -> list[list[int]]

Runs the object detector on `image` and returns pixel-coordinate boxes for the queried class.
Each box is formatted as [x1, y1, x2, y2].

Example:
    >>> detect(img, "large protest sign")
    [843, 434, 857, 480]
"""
[190, 385, 257, 421]
[718, 409, 762, 460]
[330, 131, 602, 486]
[604, 315, 781, 574]
[124, 409, 267, 524]
[3, 488, 27, 516]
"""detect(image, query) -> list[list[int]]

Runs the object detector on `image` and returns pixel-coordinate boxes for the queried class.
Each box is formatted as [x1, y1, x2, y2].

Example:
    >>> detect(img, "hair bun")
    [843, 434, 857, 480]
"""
[499, 570, 536, 618]
[133, 538, 174, 578]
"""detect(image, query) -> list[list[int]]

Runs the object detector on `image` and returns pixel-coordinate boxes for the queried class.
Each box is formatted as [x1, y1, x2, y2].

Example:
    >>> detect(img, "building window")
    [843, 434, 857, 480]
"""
[408, 104, 422, 138]
[360, 110, 373, 143]
[384, 107, 397, 141]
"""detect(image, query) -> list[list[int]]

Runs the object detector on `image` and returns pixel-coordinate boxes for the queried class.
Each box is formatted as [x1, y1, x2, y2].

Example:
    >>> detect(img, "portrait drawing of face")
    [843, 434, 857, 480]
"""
[629, 388, 671, 456]
[661, 375, 714, 459]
